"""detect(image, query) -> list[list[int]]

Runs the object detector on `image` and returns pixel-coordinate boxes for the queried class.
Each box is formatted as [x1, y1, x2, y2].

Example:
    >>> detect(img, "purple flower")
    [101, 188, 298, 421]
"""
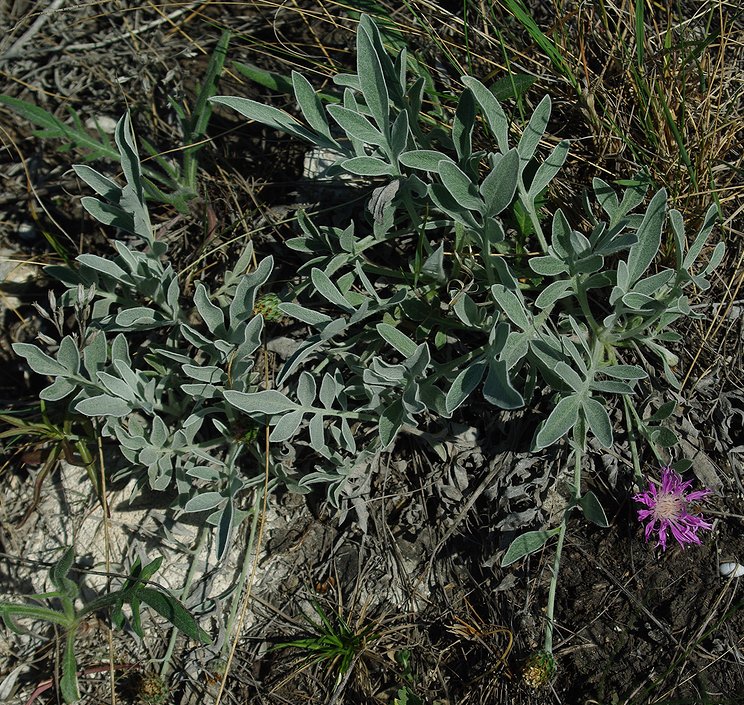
[634, 467, 712, 551]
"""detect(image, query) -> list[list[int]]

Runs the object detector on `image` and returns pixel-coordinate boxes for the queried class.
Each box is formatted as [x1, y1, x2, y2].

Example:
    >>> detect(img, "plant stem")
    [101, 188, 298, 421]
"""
[160, 525, 209, 677]
[544, 446, 582, 655]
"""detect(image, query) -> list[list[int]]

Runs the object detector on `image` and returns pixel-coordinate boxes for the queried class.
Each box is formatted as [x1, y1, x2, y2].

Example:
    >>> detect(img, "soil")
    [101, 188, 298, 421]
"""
[0, 2, 743, 705]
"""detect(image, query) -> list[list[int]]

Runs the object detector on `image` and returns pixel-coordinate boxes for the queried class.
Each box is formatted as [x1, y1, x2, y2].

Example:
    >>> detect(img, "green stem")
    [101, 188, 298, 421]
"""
[544, 445, 582, 655]
[222, 487, 263, 658]
[160, 525, 209, 677]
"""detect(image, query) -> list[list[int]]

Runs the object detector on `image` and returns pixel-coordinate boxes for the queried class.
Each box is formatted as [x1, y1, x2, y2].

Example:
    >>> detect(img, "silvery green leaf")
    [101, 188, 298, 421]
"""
[96, 371, 137, 401]
[309, 413, 325, 452]
[150, 415, 168, 447]
[82, 331, 106, 376]
[186, 466, 221, 481]
[626, 188, 667, 286]
[554, 361, 584, 393]
[279, 303, 332, 326]
[75, 394, 131, 417]
[429, 184, 479, 229]
[224, 389, 297, 415]
[581, 397, 613, 447]
[319, 373, 338, 410]
[39, 377, 77, 402]
[210, 96, 332, 148]
[460, 76, 509, 154]
[399, 149, 454, 171]
[311, 268, 356, 312]
[700, 240, 725, 278]
[326, 104, 385, 145]
[56, 336, 80, 374]
[13, 343, 68, 377]
[517, 94, 551, 165]
[445, 360, 486, 414]
[76, 254, 129, 282]
[182, 365, 222, 383]
[333, 73, 360, 90]
[421, 242, 446, 283]
[228, 255, 273, 328]
[390, 108, 409, 161]
[72, 164, 120, 199]
[270, 410, 305, 442]
[500, 330, 529, 370]
[357, 21, 389, 132]
[579, 491, 609, 527]
[341, 156, 394, 176]
[632, 269, 674, 295]
[453, 293, 482, 327]
[291, 71, 333, 141]
[438, 160, 484, 214]
[529, 255, 567, 276]
[379, 399, 404, 448]
[491, 285, 529, 330]
[599, 365, 647, 380]
[376, 323, 418, 357]
[296, 371, 316, 407]
[593, 177, 618, 219]
[622, 292, 656, 310]
[648, 426, 678, 448]
[453, 88, 475, 160]
[535, 394, 580, 448]
[194, 283, 224, 333]
[501, 528, 560, 567]
[116, 113, 143, 203]
[181, 383, 218, 398]
[115, 307, 159, 327]
[80, 197, 135, 233]
[479, 148, 519, 216]
[550, 208, 571, 259]
[483, 360, 524, 409]
[682, 203, 718, 269]
[340, 417, 356, 453]
[528, 139, 569, 198]
[535, 279, 572, 309]
[184, 492, 224, 513]
[590, 380, 634, 395]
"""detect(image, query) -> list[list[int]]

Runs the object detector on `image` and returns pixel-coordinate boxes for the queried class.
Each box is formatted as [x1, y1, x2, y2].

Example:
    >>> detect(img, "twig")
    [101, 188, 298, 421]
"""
[0, 0, 68, 62]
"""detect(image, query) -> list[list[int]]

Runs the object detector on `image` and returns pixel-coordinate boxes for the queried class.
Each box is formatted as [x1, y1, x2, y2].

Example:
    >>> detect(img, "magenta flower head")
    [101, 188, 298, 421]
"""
[634, 467, 712, 551]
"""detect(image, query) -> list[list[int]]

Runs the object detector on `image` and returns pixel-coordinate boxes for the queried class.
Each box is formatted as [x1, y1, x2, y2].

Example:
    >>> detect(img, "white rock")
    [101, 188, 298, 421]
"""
[719, 561, 744, 578]
[84, 115, 118, 134]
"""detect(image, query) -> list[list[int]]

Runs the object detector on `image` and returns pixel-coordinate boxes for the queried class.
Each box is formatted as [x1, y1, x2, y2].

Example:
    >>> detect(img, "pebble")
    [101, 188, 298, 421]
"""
[719, 562, 744, 578]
